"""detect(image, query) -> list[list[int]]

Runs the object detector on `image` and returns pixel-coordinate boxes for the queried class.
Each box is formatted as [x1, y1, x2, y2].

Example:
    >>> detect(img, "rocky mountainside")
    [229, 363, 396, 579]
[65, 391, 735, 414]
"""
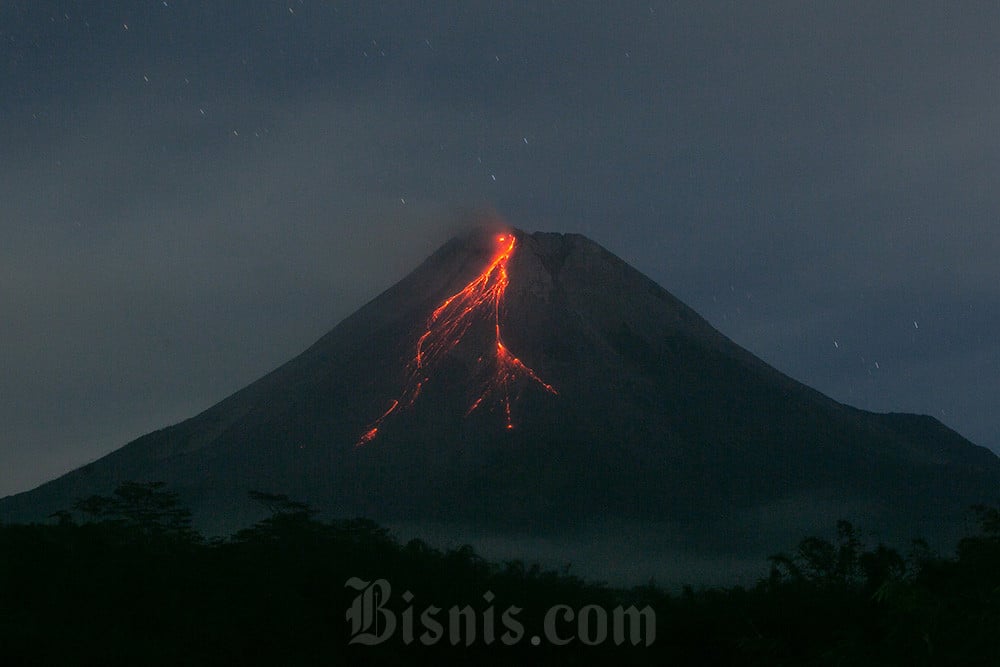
[4, 227, 997, 583]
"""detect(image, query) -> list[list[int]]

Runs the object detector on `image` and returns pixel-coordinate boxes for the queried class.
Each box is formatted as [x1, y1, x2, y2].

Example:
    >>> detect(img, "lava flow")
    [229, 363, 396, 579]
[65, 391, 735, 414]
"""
[357, 233, 556, 445]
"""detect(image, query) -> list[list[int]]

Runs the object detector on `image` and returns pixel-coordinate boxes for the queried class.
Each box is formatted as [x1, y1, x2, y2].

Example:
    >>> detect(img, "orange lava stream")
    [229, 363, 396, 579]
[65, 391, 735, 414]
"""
[357, 234, 556, 446]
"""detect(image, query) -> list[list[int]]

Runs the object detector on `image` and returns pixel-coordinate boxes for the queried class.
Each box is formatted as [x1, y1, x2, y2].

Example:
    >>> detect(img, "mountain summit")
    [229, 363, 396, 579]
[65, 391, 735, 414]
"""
[3, 227, 998, 582]
[356, 231, 557, 446]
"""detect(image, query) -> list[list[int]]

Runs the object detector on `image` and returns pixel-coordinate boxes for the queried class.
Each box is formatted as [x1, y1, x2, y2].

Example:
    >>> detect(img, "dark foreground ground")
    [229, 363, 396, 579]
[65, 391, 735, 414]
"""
[1, 483, 999, 666]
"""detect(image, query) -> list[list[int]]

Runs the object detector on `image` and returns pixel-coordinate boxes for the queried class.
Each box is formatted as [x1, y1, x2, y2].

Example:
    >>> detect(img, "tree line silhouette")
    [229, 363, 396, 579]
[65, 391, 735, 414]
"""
[1, 482, 999, 665]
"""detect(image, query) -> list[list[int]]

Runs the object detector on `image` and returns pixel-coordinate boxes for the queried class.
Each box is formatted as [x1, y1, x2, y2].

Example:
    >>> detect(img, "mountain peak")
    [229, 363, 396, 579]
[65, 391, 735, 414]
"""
[355, 229, 558, 445]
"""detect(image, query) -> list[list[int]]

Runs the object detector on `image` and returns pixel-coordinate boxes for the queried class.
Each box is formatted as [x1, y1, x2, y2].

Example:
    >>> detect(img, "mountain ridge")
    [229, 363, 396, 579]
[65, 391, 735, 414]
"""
[3, 227, 997, 583]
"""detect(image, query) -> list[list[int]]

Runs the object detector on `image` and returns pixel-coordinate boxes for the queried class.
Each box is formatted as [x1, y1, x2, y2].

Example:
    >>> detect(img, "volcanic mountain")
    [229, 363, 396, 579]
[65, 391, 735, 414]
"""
[3, 227, 998, 582]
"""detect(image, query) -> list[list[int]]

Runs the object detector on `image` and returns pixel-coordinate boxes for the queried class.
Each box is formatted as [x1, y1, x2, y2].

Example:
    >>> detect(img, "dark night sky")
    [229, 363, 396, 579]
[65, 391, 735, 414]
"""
[2, 1, 998, 497]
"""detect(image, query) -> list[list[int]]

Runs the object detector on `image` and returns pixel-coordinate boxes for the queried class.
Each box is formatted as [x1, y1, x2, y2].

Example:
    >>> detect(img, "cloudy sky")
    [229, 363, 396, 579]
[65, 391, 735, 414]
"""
[3, 1, 998, 497]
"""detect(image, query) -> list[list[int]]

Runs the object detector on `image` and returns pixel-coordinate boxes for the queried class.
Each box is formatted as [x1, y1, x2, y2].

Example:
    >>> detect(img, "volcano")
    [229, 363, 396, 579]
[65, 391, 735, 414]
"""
[3, 227, 999, 583]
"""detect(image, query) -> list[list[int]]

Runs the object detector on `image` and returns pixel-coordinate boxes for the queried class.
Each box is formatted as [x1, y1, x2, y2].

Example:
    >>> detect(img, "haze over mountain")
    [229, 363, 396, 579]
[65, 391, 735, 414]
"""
[3, 227, 998, 584]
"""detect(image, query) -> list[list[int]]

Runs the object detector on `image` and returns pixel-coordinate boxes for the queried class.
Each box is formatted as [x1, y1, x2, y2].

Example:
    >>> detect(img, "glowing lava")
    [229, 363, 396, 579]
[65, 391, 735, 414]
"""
[357, 233, 556, 445]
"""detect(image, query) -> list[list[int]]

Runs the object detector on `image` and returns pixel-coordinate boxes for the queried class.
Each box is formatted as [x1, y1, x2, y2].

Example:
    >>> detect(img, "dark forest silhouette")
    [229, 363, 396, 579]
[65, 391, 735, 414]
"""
[1, 482, 999, 665]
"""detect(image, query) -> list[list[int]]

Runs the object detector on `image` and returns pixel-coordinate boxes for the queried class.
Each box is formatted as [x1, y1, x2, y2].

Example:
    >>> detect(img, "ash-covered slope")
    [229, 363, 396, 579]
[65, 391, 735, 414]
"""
[3, 228, 998, 569]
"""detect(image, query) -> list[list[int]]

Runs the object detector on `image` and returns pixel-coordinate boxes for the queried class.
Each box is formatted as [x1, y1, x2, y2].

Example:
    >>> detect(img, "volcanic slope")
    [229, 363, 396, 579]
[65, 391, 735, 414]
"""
[3, 228, 998, 580]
